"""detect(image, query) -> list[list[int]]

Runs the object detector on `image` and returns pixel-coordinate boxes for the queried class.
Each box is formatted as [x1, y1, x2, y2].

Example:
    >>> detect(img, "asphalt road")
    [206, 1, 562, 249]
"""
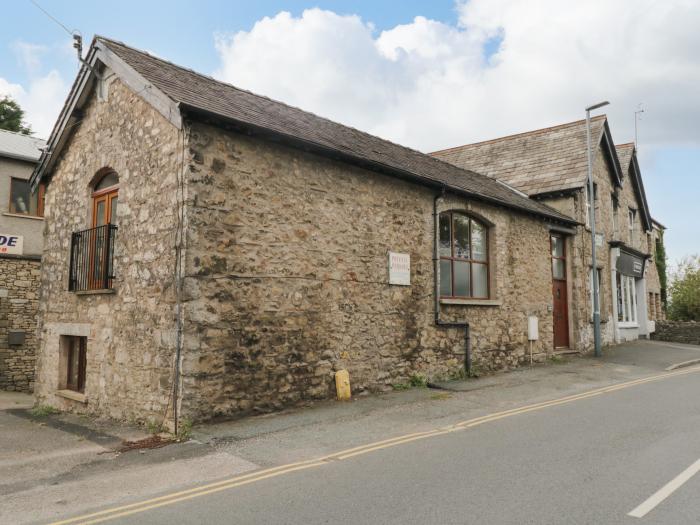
[100, 362, 700, 524]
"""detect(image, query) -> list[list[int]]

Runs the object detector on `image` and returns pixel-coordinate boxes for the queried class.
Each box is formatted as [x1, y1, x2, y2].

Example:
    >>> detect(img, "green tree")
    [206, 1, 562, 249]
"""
[655, 233, 668, 311]
[0, 96, 32, 135]
[668, 255, 700, 321]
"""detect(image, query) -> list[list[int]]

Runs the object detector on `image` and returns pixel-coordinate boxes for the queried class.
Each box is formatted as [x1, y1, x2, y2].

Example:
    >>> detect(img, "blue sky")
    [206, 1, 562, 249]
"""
[1, 0, 698, 266]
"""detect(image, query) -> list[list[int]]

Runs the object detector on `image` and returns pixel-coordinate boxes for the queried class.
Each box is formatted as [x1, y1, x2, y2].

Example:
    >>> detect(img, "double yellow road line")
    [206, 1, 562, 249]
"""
[51, 365, 700, 525]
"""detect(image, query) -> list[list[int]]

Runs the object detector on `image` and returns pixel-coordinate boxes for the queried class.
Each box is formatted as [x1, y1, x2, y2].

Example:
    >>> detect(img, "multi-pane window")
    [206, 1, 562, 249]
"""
[551, 235, 566, 280]
[616, 273, 638, 325]
[584, 184, 598, 228]
[9, 178, 44, 217]
[439, 212, 489, 298]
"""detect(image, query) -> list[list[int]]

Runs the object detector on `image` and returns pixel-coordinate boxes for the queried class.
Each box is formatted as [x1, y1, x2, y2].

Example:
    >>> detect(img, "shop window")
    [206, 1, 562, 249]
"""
[9, 178, 44, 217]
[616, 273, 638, 325]
[439, 212, 489, 299]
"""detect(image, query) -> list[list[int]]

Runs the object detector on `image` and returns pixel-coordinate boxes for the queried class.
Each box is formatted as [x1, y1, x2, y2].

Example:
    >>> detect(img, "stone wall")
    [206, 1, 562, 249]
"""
[180, 122, 557, 421]
[652, 321, 700, 345]
[34, 75, 182, 422]
[0, 255, 41, 392]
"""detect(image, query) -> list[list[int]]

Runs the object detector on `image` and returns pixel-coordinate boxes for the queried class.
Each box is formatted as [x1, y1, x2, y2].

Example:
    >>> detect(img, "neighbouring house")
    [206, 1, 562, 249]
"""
[432, 117, 662, 350]
[645, 218, 667, 324]
[0, 129, 46, 392]
[30, 37, 578, 424]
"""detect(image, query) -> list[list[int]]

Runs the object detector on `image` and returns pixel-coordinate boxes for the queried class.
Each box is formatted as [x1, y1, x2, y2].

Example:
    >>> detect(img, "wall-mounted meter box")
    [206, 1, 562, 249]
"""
[527, 316, 539, 341]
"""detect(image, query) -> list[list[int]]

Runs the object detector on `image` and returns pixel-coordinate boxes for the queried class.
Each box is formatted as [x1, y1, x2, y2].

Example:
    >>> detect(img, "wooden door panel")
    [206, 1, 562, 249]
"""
[552, 280, 569, 348]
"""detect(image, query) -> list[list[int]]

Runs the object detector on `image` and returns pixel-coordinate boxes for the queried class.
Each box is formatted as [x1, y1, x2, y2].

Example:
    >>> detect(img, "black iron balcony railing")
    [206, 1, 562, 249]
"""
[69, 224, 118, 292]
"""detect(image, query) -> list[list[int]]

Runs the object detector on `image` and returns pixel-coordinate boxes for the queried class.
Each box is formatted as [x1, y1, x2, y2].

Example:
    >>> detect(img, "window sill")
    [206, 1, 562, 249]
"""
[75, 289, 116, 296]
[440, 298, 502, 307]
[3, 212, 44, 221]
[618, 323, 639, 329]
[56, 389, 87, 403]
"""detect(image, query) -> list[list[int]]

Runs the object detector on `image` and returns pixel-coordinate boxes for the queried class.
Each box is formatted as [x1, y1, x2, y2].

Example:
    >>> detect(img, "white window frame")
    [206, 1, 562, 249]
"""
[584, 184, 598, 229]
[617, 273, 638, 327]
[628, 208, 637, 237]
[589, 267, 602, 321]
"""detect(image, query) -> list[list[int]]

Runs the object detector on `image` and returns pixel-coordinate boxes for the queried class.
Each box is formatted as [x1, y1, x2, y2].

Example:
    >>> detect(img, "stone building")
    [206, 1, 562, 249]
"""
[645, 218, 667, 324]
[30, 37, 578, 424]
[0, 129, 45, 392]
[432, 117, 664, 350]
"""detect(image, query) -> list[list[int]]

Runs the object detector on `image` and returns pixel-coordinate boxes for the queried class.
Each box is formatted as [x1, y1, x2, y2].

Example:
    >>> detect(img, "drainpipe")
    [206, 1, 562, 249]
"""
[433, 193, 471, 375]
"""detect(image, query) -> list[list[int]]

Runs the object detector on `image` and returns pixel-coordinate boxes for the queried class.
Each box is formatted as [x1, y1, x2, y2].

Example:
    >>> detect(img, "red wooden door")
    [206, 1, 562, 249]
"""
[551, 235, 570, 348]
[552, 280, 569, 348]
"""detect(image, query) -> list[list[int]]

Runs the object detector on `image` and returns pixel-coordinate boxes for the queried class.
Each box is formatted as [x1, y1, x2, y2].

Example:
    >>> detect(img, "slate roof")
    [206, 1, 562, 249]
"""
[0, 129, 45, 163]
[87, 37, 573, 224]
[430, 117, 610, 197]
[615, 142, 635, 173]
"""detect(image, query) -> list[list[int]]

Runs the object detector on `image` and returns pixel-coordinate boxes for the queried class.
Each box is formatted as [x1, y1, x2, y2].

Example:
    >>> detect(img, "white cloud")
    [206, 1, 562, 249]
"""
[12, 41, 48, 75]
[212, 1, 700, 152]
[0, 70, 67, 139]
[1, 40, 70, 138]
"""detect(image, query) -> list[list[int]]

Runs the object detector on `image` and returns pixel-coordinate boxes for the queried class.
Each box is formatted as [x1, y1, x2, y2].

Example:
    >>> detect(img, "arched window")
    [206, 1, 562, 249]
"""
[439, 212, 489, 298]
[91, 169, 119, 227]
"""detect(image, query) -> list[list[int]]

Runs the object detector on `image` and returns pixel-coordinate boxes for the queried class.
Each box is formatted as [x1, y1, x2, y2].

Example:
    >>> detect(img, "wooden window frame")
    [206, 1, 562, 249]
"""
[439, 211, 490, 299]
[8, 177, 45, 217]
[65, 336, 87, 393]
[551, 234, 566, 281]
[88, 172, 118, 290]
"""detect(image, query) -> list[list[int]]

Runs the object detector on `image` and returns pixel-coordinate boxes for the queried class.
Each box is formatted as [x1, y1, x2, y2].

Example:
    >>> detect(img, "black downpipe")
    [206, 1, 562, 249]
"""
[433, 193, 472, 376]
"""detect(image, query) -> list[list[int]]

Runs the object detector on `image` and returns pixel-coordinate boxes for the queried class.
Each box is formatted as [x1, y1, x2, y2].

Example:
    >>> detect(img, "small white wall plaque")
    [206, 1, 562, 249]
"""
[0, 234, 23, 255]
[388, 252, 410, 286]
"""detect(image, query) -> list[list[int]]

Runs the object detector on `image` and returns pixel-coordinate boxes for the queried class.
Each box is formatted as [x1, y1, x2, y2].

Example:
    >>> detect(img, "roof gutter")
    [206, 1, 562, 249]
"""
[0, 152, 42, 164]
[179, 104, 577, 227]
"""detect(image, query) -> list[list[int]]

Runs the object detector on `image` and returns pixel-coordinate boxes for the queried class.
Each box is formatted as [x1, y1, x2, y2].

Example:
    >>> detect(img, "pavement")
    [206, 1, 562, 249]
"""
[2, 339, 700, 524]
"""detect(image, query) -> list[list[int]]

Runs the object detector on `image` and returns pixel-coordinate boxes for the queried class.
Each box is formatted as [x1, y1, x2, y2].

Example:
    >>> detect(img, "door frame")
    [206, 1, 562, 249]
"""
[88, 186, 118, 289]
[551, 233, 570, 349]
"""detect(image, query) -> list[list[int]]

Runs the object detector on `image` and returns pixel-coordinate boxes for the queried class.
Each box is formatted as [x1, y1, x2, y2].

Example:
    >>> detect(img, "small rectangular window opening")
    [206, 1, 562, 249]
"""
[59, 336, 87, 393]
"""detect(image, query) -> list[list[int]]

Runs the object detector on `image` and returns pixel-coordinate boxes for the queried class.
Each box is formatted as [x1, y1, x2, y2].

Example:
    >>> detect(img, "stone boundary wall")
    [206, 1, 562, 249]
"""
[652, 321, 700, 346]
[0, 255, 41, 392]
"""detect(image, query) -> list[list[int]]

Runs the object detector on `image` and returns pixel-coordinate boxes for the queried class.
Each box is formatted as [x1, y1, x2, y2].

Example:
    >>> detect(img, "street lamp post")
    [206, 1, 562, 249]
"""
[586, 100, 609, 357]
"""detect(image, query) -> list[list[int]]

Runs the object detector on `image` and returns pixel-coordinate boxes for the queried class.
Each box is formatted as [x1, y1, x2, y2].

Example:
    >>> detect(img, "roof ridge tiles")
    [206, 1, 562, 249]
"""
[430, 115, 606, 155]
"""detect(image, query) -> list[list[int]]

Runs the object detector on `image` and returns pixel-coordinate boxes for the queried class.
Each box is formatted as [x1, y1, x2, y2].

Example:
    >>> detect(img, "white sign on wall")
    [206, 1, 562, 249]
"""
[0, 234, 23, 255]
[595, 233, 604, 247]
[388, 252, 410, 286]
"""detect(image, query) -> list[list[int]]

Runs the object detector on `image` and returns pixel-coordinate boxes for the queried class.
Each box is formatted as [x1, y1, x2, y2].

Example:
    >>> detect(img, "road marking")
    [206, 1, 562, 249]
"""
[628, 457, 700, 518]
[49, 365, 700, 525]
